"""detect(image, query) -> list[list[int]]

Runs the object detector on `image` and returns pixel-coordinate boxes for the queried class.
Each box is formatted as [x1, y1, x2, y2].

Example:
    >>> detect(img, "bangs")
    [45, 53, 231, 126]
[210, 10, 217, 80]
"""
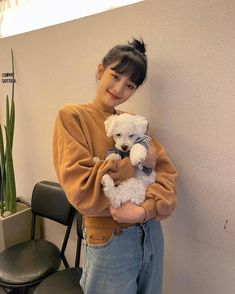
[111, 54, 147, 86]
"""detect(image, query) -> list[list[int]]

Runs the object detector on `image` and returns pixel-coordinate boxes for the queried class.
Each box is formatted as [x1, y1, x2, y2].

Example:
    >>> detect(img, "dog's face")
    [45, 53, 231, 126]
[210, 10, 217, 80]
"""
[112, 126, 139, 152]
[104, 113, 148, 152]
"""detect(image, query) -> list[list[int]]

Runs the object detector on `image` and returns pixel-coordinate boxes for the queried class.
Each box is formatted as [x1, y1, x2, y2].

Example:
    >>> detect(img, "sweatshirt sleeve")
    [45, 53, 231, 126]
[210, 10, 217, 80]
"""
[140, 137, 178, 221]
[52, 106, 115, 216]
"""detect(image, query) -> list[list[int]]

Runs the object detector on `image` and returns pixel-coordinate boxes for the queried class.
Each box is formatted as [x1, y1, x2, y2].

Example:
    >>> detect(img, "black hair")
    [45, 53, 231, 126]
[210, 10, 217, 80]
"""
[102, 38, 147, 87]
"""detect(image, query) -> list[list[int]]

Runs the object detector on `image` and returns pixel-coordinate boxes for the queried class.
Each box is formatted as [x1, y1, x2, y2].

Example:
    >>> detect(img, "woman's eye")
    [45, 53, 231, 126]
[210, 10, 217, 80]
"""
[127, 84, 136, 90]
[112, 74, 119, 80]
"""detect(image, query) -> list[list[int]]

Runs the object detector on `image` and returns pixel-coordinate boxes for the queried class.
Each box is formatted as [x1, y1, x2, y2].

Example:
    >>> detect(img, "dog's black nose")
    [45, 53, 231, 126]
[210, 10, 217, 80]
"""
[121, 145, 128, 151]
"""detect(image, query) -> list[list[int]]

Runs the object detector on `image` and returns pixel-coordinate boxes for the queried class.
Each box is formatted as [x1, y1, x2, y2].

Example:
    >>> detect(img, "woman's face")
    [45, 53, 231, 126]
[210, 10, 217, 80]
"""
[95, 63, 137, 111]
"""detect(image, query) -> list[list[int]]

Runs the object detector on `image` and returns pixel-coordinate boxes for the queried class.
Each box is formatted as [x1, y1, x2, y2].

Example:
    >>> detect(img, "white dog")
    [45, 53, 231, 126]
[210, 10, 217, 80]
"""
[101, 113, 156, 208]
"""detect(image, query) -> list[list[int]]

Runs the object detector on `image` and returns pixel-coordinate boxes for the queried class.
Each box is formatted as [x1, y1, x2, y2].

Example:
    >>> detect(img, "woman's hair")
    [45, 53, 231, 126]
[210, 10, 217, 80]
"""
[102, 38, 147, 87]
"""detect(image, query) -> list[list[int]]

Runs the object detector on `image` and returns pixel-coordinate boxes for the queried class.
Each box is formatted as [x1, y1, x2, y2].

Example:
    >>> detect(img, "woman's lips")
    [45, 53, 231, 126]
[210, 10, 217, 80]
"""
[107, 90, 121, 100]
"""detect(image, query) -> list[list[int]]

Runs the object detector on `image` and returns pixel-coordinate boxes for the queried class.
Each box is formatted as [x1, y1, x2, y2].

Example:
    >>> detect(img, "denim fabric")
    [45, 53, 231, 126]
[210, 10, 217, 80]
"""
[80, 219, 164, 294]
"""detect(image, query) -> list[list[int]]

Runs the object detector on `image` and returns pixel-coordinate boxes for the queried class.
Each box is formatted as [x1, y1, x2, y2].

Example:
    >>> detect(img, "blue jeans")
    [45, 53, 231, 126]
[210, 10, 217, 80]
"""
[80, 219, 164, 294]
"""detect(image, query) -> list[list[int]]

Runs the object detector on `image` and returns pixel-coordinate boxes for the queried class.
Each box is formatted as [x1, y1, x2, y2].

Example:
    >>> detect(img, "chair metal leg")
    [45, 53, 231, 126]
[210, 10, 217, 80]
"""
[19, 288, 27, 294]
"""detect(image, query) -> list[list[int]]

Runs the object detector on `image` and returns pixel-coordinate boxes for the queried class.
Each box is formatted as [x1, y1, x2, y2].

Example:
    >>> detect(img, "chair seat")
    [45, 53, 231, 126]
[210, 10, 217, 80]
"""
[34, 268, 83, 293]
[0, 239, 61, 286]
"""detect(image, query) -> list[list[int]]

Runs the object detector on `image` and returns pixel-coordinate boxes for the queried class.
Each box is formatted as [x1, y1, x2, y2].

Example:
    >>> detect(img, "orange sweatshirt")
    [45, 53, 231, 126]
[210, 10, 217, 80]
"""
[53, 103, 178, 221]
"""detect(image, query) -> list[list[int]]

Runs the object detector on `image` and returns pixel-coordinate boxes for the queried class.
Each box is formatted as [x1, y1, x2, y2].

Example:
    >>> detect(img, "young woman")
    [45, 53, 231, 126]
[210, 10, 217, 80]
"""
[53, 39, 177, 294]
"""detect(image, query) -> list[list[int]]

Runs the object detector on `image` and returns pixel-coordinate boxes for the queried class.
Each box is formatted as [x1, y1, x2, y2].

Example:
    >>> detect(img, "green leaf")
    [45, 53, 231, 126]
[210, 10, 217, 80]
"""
[0, 125, 5, 174]
[6, 95, 10, 128]
[11, 48, 15, 101]
[4, 126, 16, 213]
[0, 125, 5, 216]
[9, 98, 15, 149]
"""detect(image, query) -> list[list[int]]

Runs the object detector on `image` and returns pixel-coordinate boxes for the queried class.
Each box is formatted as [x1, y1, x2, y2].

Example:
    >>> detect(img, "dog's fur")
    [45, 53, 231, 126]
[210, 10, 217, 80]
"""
[101, 113, 156, 208]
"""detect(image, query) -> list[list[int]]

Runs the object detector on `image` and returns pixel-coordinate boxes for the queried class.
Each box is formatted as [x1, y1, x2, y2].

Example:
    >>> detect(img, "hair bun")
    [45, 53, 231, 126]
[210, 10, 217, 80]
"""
[129, 38, 146, 55]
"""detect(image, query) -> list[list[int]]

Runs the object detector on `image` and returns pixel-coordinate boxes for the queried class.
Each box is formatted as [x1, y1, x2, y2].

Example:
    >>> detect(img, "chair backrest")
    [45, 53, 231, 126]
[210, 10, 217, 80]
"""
[31, 181, 74, 225]
[75, 212, 83, 268]
[31, 181, 75, 268]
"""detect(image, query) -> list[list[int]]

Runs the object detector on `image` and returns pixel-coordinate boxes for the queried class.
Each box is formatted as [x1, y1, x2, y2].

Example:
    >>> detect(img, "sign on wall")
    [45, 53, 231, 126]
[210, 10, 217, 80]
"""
[1, 73, 16, 83]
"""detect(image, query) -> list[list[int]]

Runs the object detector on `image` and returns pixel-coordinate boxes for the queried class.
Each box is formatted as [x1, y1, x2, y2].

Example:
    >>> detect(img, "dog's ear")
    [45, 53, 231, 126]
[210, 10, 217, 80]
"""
[134, 115, 149, 136]
[104, 115, 117, 137]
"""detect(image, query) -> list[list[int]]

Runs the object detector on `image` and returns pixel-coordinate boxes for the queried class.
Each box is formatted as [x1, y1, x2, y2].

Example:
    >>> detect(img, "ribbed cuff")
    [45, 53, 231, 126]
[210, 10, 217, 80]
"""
[140, 199, 158, 221]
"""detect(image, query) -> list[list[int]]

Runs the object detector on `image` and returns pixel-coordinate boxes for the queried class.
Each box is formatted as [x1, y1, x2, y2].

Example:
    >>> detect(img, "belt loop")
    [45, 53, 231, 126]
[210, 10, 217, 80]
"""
[114, 227, 122, 235]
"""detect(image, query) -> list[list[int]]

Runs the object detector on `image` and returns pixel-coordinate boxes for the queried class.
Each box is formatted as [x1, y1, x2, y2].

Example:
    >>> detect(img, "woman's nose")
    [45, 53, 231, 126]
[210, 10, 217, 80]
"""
[113, 81, 124, 95]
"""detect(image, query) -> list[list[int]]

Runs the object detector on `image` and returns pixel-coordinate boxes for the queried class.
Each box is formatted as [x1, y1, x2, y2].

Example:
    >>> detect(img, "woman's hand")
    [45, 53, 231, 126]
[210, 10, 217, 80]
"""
[142, 145, 158, 169]
[108, 157, 135, 186]
[109, 201, 146, 223]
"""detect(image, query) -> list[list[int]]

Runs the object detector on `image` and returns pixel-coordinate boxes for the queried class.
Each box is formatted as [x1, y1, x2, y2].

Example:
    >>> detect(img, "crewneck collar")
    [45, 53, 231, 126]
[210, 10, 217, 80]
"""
[90, 101, 116, 114]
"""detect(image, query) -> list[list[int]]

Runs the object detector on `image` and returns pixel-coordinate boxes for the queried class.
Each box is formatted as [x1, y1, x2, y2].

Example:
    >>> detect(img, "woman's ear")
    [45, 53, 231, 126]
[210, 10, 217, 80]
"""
[97, 64, 104, 80]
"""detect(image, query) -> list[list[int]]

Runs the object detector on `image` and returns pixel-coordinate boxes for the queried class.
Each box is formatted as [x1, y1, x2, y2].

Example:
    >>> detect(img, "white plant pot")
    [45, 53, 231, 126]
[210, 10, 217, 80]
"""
[0, 200, 32, 252]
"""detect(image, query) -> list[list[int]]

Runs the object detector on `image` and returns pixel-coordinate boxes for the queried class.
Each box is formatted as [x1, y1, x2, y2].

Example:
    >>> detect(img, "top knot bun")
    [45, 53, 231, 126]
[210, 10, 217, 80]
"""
[129, 38, 146, 55]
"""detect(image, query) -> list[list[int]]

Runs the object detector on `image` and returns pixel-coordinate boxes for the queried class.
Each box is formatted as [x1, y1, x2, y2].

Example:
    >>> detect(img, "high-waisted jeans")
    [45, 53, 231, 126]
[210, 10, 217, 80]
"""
[80, 219, 164, 294]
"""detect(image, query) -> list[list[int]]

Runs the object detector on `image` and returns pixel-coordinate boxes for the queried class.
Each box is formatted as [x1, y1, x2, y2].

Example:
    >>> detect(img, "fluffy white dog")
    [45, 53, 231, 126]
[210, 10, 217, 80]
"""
[101, 113, 156, 208]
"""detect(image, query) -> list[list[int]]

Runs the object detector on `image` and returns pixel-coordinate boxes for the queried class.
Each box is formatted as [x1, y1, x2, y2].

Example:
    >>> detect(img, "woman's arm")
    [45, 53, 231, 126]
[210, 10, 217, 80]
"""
[141, 137, 178, 221]
[53, 106, 116, 216]
[110, 137, 178, 222]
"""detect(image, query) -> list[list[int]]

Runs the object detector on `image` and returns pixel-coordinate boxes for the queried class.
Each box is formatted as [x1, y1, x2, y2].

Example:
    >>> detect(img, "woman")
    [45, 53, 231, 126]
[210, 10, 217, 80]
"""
[53, 38, 178, 294]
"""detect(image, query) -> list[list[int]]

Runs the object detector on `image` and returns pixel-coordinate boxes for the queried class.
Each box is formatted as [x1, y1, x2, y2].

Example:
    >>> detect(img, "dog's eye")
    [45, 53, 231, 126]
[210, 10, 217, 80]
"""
[116, 134, 121, 137]
[129, 134, 134, 138]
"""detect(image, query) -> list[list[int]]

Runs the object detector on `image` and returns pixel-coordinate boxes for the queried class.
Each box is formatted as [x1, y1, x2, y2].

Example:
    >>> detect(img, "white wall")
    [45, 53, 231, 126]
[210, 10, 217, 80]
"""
[148, 1, 235, 293]
[0, 1, 235, 293]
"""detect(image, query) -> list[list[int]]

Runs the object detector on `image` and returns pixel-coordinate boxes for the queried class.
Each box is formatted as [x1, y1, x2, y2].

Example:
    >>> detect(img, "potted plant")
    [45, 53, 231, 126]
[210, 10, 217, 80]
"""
[0, 51, 16, 217]
[0, 49, 32, 252]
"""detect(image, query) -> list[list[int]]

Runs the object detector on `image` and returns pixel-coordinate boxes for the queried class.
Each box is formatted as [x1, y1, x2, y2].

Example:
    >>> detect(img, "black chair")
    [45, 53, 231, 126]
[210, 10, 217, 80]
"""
[34, 211, 84, 293]
[0, 181, 75, 294]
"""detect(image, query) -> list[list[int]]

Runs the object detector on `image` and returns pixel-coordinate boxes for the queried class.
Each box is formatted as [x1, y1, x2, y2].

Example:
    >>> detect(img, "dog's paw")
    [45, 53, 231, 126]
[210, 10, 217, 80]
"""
[111, 199, 122, 208]
[92, 156, 100, 164]
[105, 153, 121, 161]
[101, 174, 115, 188]
[131, 195, 145, 206]
[130, 144, 148, 166]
